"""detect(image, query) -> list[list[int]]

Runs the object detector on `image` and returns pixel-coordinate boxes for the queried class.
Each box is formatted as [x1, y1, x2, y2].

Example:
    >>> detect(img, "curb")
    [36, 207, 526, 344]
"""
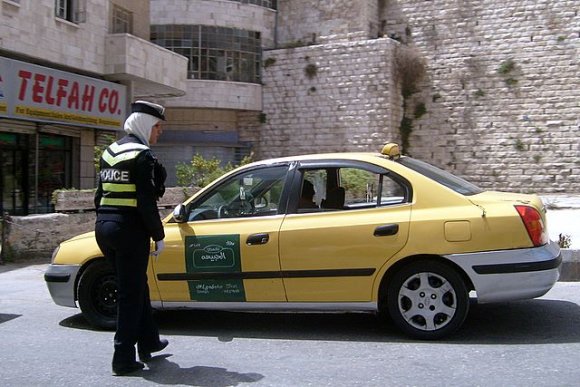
[560, 249, 580, 282]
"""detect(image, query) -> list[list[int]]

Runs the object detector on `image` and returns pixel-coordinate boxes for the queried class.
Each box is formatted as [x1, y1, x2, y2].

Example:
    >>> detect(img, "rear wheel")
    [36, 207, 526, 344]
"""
[386, 260, 469, 340]
[77, 260, 117, 330]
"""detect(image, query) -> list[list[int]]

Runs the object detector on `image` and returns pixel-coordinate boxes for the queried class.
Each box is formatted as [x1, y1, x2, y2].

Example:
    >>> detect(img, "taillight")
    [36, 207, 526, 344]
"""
[515, 205, 548, 247]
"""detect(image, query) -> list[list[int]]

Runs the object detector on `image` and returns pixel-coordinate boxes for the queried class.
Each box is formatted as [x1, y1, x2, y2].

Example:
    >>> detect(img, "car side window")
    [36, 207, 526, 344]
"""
[295, 165, 408, 213]
[298, 170, 327, 212]
[187, 166, 288, 221]
[340, 167, 406, 208]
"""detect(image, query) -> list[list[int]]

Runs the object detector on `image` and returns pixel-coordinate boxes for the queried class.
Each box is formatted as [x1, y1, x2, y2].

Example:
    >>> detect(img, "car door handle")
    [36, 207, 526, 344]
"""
[374, 224, 399, 237]
[246, 233, 270, 245]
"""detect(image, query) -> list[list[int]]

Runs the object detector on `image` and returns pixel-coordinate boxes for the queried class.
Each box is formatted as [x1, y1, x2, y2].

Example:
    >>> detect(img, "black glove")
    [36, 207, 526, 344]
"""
[153, 160, 167, 200]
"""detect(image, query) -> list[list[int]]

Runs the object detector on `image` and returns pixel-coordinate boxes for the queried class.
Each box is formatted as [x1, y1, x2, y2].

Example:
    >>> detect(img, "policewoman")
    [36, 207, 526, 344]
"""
[94, 101, 169, 376]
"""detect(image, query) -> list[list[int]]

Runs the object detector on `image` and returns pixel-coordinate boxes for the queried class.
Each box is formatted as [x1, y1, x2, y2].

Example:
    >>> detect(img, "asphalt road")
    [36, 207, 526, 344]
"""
[1, 261, 579, 386]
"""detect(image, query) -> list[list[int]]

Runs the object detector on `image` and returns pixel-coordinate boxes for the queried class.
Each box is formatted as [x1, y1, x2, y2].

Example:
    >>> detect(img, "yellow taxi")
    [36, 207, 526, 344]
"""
[45, 143, 561, 339]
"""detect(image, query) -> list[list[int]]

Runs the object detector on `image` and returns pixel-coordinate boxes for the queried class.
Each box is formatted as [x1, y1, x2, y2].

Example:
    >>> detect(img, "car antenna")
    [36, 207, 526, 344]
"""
[468, 199, 487, 217]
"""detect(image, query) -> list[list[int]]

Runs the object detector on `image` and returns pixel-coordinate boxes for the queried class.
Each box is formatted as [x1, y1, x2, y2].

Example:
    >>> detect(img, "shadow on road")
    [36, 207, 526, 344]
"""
[60, 298, 580, 345]
[0, 313, 21, 325]
[137, 355, 264, 386]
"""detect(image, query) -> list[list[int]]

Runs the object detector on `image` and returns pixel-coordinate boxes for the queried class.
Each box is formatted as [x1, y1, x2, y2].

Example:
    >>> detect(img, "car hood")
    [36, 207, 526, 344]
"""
[64, 230, 96, 243]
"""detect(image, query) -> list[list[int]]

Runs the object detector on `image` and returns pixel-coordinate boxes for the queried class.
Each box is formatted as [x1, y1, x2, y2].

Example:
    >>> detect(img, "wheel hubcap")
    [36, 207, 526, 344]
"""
[94, 275, 117, 318]
[398, 272, 457, 331]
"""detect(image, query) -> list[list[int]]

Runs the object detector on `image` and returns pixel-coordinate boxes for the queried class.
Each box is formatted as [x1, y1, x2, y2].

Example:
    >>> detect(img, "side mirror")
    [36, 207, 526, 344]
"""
[172, 204, 187, 223]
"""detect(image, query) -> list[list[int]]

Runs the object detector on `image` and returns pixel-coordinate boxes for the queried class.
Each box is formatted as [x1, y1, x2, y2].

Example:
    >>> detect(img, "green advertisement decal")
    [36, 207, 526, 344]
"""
[185, 235, 245, 301]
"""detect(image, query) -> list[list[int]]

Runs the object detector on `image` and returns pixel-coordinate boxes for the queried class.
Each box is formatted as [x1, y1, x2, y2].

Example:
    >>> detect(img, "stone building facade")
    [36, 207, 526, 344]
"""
[0, 0, 187, 215]
[150, 0, 277, 186]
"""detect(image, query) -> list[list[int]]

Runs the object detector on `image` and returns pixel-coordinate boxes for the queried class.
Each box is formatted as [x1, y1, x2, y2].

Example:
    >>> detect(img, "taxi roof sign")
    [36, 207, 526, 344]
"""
[381, 143, 401, 160]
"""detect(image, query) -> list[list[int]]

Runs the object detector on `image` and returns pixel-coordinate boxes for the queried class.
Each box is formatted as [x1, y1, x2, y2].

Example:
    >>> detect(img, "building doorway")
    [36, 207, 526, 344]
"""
[0, 133, 28, 215]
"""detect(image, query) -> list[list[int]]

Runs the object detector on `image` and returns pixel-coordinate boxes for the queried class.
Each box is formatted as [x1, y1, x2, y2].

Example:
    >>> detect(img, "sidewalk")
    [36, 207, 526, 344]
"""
[543, 195, 580, 249]
[542, 195, 580, 281]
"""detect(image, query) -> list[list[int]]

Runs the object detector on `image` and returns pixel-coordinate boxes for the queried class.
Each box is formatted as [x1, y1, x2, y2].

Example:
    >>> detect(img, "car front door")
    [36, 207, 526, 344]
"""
[279, 161, 412, 302]
[153, 164, 290, 304]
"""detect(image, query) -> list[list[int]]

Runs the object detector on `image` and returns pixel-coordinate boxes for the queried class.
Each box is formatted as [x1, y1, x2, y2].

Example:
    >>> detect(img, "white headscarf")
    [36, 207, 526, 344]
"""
[123, 112, 160, 146]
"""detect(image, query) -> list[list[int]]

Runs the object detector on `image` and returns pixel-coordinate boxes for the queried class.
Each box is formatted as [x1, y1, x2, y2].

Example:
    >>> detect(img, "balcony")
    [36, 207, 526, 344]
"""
[104, 33, 187, 98]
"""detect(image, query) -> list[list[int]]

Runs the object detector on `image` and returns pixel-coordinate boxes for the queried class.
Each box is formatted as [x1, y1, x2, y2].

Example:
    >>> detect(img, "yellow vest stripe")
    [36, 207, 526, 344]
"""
[102, 183, 136, 192]
[100, 197, 138, 207]
[109, 142, 149, 153]
[102, 150, 144, 166]
[99, 141, 148, 208]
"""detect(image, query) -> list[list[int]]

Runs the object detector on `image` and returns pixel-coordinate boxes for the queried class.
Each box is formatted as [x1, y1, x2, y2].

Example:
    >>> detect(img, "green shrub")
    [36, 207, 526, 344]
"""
[414, 103, 427, 119]
[558, 233, 572, 249]
[304, 63, 318, 79]
[498, 58, 516, 75]
[514, 139, 526, 151]
[176, 154, 253, 188]
[264, 57, 277, 68]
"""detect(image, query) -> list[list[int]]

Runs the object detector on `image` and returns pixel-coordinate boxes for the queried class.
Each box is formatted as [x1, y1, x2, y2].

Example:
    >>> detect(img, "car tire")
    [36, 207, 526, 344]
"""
[77, 260, 117, 330]
[386, 260, 469, 340]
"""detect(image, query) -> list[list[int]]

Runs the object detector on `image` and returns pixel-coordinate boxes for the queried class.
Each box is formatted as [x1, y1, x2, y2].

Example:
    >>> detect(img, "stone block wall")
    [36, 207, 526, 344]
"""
[276, 0, 381, 45]
[241, 0, 579, 195]
[2, 213, 96, 261]
[239, 35, 402, 158]
[1, 187, 198, 261]
[380, 0, 580, 193]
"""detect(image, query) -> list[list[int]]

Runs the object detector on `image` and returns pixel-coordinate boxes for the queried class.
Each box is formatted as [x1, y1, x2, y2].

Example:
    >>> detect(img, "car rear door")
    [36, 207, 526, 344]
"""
[152, 164, 291, 303]
[279, 161, 412, 302]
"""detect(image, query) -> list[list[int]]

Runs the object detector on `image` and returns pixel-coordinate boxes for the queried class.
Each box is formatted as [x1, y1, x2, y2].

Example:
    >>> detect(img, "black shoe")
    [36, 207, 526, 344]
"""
[138, 339, 169, 362]
[112, 361, 145, 376]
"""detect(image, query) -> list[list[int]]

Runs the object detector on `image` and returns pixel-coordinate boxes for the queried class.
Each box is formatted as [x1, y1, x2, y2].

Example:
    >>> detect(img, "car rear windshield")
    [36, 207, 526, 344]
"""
[399, 157, 483, 196]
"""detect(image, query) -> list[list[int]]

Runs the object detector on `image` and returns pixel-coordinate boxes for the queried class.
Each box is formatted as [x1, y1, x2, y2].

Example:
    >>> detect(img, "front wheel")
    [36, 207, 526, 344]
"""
[77, 260, 117, 330]
[386, 260, 469, 340]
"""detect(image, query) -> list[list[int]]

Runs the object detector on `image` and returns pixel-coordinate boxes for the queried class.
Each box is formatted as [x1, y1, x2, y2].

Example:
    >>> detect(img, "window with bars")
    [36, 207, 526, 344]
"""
[55, 0, 86, 23]
[151, 25, 262, 84]
[228, 0, 277, 10]
[111, 5, 133, 34]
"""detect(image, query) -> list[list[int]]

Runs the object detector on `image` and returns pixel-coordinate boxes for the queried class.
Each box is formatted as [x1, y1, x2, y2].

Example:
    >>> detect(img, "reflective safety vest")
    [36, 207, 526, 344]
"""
[99, 141, 149, 207]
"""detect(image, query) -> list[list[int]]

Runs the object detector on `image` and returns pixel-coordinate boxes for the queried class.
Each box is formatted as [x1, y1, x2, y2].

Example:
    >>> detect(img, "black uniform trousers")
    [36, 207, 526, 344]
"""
[95, 219, 160, 366]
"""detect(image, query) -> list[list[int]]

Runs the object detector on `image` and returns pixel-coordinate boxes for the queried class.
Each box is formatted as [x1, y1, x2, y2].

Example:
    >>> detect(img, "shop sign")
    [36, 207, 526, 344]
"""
[0, 57, 126, 130]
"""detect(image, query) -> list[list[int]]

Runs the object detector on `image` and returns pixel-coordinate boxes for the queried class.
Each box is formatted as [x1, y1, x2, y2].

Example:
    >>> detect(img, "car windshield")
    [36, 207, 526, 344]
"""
[399, 157, 483, 196]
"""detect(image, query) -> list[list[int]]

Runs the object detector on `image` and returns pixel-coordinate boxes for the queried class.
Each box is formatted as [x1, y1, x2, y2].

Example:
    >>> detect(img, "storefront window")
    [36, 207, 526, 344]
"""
[0, 133, 27, 215]
[151, 25, 262, 83]
[35, 134, 73, 213]
[0, 132, 74, 215]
